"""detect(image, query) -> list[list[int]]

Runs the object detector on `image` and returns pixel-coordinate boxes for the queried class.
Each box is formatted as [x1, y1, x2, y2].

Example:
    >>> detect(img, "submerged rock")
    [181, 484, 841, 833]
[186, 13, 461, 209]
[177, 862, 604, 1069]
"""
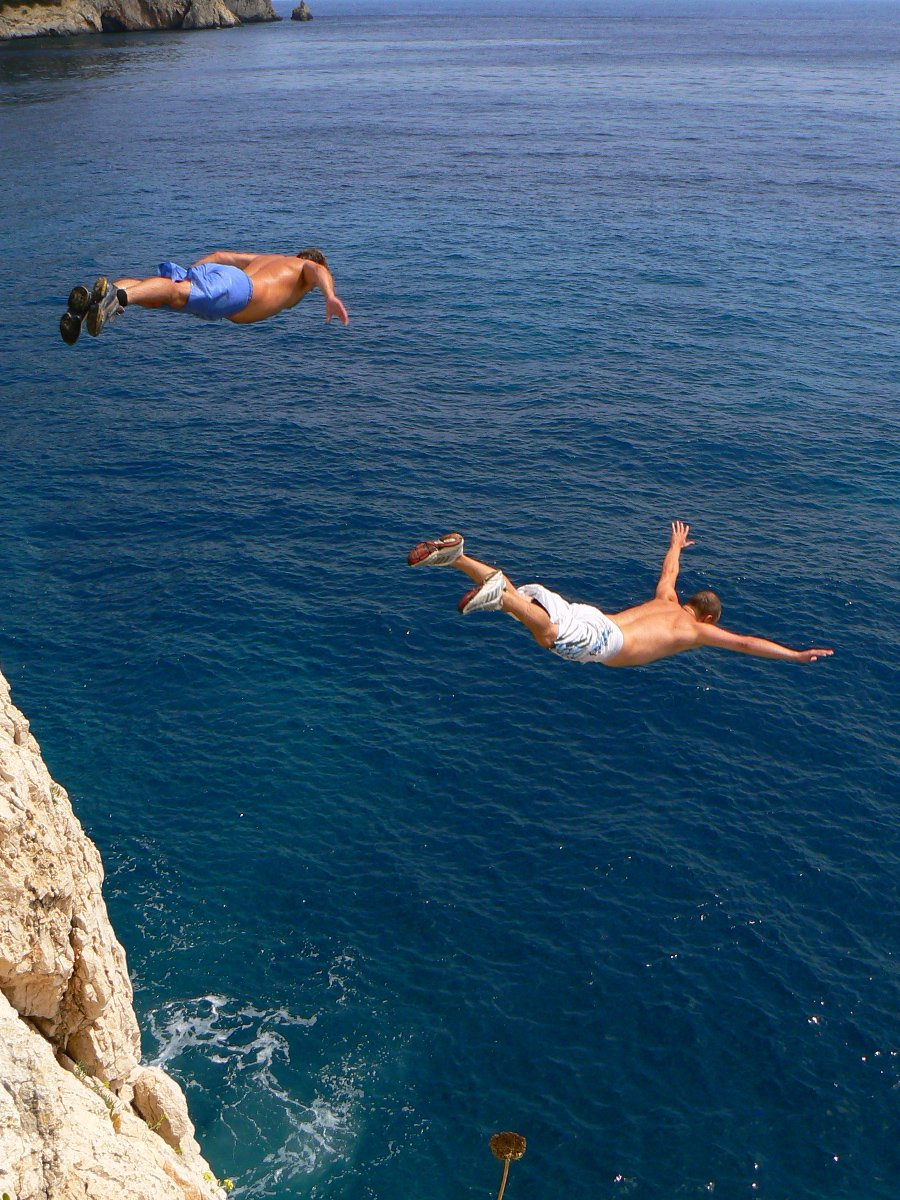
[291, 1, 312, 19]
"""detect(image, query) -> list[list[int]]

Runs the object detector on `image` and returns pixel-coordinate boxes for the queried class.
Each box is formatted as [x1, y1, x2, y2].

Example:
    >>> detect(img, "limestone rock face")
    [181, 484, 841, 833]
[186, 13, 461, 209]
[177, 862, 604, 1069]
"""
[291, 1, 312, 20]
[0, 668, 223, 1199]
[0, 0, 278, 40]
[132, 1066, 204, 1157]
[182, 0, 239, 30]
[0, 1, 99, 39]
[0, 992, 222, 1200]
[222, 0, 277, 23]
[0, 674, 139, 1087]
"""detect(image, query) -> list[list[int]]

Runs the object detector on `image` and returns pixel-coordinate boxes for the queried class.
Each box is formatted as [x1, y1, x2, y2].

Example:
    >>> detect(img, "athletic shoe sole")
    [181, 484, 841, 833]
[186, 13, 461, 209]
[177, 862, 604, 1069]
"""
[59, 285, 91, 345]
[407, 533, 464, 567]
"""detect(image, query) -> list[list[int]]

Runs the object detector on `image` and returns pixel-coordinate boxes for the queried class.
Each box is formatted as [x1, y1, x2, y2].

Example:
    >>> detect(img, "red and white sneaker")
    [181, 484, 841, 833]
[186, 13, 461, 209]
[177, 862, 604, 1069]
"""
[407, 532, 464, 568]
[458, 571, 506, 615]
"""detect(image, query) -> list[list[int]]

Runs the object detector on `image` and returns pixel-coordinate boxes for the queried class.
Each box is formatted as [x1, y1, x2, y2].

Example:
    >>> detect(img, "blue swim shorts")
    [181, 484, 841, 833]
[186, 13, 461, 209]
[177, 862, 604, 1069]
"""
[158, 261, 253, 321]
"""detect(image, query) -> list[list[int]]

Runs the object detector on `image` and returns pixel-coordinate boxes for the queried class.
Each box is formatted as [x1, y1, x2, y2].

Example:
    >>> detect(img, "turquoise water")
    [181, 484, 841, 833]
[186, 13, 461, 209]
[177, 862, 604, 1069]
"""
[1, 4, 898, 1197]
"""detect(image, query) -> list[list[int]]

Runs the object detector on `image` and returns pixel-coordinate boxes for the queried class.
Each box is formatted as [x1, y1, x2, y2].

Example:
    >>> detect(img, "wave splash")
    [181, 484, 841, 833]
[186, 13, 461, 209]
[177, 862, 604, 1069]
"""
[143, 992, 363, 1196]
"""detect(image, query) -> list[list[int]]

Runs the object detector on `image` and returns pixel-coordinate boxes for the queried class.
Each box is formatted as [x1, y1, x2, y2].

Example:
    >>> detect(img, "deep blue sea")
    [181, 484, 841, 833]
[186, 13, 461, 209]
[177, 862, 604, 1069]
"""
[1, 2, 898, 1197]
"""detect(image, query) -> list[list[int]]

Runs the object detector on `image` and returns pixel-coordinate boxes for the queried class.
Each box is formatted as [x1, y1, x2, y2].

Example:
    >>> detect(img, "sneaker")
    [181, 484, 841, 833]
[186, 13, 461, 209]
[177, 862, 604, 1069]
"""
[407, 532, 464, 567]
[59, 284, 91, 345]
[458, 571, 506, 615]
[86, 276, 125, 337]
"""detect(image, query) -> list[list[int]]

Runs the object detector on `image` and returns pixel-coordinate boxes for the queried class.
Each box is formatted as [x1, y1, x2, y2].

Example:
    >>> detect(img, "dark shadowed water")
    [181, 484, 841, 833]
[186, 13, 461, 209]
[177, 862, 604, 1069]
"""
[1, 3, 898, 1197]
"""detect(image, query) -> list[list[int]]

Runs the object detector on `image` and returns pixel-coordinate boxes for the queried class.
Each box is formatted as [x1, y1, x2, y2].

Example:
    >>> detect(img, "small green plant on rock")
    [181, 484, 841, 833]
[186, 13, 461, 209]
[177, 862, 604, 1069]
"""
[71, 1062, 124, 1131]
[202, 1173, 234, 1192]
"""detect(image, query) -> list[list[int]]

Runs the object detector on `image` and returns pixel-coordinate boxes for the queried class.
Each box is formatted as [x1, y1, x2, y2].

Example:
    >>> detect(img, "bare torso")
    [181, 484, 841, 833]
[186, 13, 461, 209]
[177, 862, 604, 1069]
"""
[228, 255, 314, 324]
[605, 598, 701, 667]
[429, 523, 831, 670]
[500, 521, 830, 669]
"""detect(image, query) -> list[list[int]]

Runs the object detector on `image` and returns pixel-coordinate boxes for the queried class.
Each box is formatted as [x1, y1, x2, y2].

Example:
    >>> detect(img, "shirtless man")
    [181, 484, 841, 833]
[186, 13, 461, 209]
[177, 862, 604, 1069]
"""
[407, 523, 833, 667]
[59, 248, 349, 344]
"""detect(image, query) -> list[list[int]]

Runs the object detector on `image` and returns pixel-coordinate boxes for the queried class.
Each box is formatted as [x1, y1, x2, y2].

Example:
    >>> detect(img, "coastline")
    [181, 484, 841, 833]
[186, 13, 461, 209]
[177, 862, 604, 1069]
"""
[0, 666, 226, 1200]
[0, 0, 279, 41]
[1, 5, 897, 1195]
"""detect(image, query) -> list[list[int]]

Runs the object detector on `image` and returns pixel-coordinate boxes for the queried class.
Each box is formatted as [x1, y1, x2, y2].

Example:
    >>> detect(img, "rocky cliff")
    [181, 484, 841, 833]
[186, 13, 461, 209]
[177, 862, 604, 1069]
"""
[0, 668, 226, 1200]
[0, 0, 278, 40]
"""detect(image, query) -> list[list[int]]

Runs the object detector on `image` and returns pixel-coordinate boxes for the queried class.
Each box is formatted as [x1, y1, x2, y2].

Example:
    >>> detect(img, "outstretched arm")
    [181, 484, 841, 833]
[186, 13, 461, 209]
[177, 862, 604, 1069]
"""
[192, 251, 261, 268]
[301, 261, 350, 326]
[697, 623, 833, 664]
[656, 521, 694, 601]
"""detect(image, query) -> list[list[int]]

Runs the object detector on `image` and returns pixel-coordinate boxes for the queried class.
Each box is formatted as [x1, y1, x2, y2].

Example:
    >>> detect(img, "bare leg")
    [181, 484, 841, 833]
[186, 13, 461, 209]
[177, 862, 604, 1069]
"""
[114, 276, 190, 310]
[501, 587, 557, 648]
[451, 553, 503, 587]
[452, 554, 557, 649]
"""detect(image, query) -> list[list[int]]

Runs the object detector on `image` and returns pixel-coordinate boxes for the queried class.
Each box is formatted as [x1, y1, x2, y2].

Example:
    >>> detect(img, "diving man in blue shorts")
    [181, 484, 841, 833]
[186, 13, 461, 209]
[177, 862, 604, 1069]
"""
[407, 522, 834, 668]
[59, 248, 349, 344]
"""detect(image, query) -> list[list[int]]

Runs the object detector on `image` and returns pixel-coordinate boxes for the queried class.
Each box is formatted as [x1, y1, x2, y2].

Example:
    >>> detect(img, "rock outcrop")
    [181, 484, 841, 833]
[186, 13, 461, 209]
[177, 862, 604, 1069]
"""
[291, 1, 311, 20]
[0, 668, 225, 1200]
[182, 0, 239, 31]
[0, 0, 278, 40]
[222, 0, 274, 22]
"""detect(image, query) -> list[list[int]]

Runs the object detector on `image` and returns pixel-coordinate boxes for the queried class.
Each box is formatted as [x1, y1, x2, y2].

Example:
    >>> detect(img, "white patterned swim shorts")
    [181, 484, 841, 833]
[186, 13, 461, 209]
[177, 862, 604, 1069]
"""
[518, 583, 625, 665]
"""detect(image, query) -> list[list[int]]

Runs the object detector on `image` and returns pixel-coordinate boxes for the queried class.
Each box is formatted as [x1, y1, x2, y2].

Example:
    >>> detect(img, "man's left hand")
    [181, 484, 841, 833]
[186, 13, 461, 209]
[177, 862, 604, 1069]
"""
[670, 520, 694, 550]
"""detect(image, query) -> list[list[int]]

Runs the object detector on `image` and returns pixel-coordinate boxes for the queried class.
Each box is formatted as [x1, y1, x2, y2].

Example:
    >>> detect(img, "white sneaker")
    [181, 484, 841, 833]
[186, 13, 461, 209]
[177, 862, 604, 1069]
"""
[407, 532, 464, 567]
[458, 571, 506, 615]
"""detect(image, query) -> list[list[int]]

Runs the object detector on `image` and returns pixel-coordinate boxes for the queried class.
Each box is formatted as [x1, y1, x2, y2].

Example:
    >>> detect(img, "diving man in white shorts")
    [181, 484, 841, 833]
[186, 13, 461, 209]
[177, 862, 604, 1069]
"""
[407, 522, 833, 668]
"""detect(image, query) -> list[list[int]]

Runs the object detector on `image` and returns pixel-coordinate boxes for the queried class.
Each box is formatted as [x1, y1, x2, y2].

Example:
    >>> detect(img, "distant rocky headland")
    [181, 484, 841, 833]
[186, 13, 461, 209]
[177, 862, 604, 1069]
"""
[0, 0, 280, 40]
[0, 667, 227, 1200]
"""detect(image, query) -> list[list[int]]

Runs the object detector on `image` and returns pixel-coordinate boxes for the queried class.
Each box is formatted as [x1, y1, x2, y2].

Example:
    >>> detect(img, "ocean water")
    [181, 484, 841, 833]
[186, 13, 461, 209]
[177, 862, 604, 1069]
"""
[1, 3, 898, 1198]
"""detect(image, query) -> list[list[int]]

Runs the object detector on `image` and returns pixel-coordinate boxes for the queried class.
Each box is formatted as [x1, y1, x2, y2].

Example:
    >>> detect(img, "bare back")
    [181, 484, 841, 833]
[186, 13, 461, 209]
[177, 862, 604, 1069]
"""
[607, 598, 702, 667]
[229, 255, 313, 323]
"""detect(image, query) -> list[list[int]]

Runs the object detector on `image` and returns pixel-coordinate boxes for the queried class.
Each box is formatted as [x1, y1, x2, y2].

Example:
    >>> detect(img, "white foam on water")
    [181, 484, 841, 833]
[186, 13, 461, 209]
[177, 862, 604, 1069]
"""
[326, 952, 357, 1005]
[142, 985, 380, 1196]
[241, 1059, 364, 1196]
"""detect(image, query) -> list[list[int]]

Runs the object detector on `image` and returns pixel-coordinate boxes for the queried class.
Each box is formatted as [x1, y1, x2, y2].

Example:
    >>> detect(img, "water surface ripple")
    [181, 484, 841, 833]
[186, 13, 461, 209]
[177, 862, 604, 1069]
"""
[1, 5, 898, 1198]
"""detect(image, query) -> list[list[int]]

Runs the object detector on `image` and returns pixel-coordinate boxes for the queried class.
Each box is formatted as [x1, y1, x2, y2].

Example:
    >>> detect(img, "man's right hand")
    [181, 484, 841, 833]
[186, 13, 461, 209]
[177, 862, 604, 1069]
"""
[795, 648, 834, 664]
[325, 296, 350, 326]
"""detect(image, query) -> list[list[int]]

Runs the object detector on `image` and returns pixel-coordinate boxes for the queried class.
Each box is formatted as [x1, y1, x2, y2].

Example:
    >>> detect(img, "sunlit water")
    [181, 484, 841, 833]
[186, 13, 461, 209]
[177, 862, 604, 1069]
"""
[1, 4, 898, 1197]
